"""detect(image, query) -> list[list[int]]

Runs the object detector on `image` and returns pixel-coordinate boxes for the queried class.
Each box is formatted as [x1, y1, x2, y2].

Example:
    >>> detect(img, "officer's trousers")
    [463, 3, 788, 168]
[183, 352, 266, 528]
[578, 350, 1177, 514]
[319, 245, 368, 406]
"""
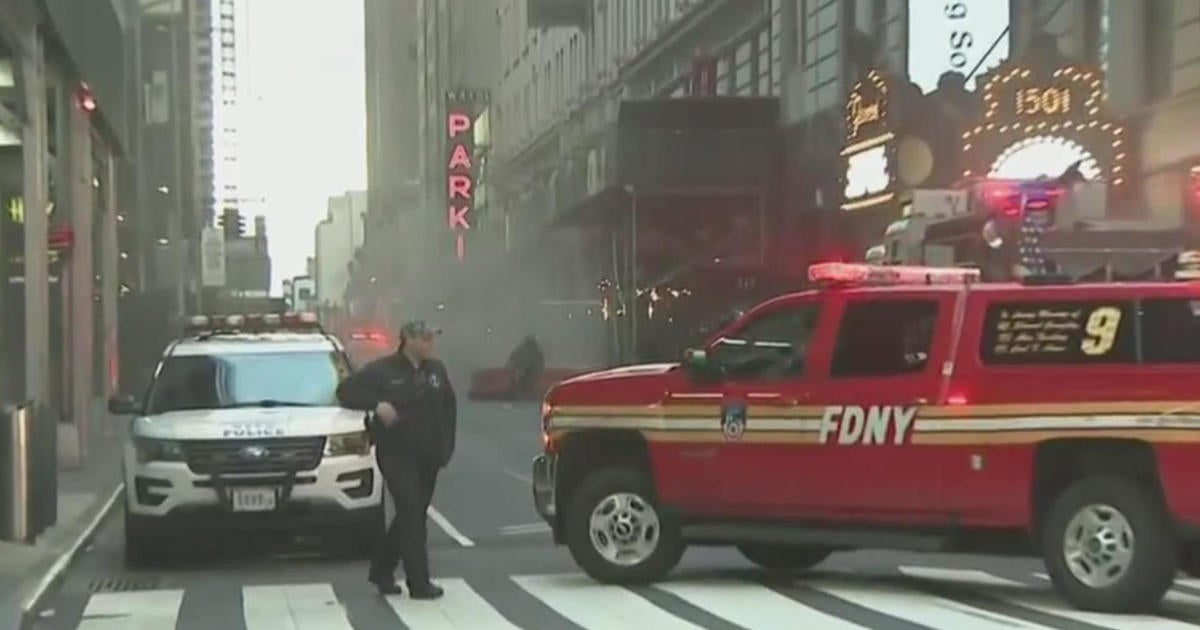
[369, 450, 438, 587]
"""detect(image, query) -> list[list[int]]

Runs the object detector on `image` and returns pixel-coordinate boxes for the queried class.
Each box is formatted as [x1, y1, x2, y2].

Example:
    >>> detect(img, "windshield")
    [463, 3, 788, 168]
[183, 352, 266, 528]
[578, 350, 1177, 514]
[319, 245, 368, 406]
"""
[144, 351, 346, 414]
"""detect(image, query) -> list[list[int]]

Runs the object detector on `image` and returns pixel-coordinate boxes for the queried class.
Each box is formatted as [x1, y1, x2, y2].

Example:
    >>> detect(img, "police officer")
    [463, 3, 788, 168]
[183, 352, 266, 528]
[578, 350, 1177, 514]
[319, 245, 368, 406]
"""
[335, 320, 456, 599]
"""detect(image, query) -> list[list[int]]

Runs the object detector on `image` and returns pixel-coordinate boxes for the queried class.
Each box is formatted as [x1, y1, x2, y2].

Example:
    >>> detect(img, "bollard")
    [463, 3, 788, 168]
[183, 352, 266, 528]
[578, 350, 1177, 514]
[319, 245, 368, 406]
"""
[0, 402, 34, 542]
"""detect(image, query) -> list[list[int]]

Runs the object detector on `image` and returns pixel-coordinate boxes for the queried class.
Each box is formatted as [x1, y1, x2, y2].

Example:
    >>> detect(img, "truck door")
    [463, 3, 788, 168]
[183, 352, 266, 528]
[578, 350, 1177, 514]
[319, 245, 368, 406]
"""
[807, 292, 955, 522]
[701, 298, 825, 515]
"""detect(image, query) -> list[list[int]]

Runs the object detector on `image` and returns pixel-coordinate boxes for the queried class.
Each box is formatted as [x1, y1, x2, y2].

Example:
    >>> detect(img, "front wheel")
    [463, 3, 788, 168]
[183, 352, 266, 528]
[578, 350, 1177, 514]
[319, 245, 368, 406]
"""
[124, 508, 171, 569]
[1041, 475, 1176, 613]
[737, 544, 832, 571]
[563, 467, 684, 584]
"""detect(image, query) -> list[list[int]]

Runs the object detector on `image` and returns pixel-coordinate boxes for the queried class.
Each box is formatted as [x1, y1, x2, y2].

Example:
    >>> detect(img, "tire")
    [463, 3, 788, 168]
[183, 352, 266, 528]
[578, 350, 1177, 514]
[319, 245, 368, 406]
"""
[1182, 542, 1200, 578]
[1041, 475, 1176, 613]
[123, 508, 170, 569]
[336, 503, 386, 559]
[737, 544, 832, 571]
[563, 467, 684, 584]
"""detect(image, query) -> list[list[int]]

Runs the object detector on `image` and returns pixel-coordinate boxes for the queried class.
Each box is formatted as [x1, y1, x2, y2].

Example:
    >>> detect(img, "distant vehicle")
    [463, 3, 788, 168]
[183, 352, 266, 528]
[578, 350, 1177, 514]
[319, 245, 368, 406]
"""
[341, 326, 394, 365]
[532, 262, 1200, 614]
[107, 312, 383, 566]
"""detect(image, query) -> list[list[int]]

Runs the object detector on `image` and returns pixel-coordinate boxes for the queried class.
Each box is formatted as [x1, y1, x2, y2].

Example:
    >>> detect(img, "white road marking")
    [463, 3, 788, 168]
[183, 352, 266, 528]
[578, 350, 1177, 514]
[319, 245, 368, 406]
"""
[1176, 576, 1200, 590]
[502, 468, 532, 483]
[383, 578, 520, 629]
[1033, 572, 1200, 608]
[655, 579, 868, 629]
[242, 583, 353, 630]
[513, 574, 703, 629]
[899, 566, 1027, 587]
[428, 505, 475, 547]
[811, 579, 1058, 629]
[77, 590, 183, 630]
[1001, 592, 1200, 630]
[499, 522, 551, 534]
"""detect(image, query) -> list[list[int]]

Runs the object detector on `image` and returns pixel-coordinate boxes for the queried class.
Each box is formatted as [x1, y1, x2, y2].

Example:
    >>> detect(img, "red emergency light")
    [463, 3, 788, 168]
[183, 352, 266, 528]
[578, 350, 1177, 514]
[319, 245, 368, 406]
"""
[183, 312, 321, 334]
[977, 180, 1066, 217]
[808, 262, 980, 287]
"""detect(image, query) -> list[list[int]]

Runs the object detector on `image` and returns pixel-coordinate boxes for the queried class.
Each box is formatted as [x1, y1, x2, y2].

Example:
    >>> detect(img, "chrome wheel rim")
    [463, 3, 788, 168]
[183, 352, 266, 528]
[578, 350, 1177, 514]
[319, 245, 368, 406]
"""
[588, 492, 660, 566]
[1062, 503, 1135, 589]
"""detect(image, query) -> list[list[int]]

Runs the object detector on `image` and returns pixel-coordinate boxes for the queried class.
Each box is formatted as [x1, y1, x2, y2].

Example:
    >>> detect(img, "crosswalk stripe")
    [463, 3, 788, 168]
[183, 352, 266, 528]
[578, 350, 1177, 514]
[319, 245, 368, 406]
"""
[77, 589, 183, 630]
[899, 565, 1028, 587]
[809, 579, 1060, 629]
[242, 583, 354, 630]
[513, 574, 704, 629]
[383, 578, 521, 629]
[1000, 594, 1200, 630]
[655, 579, 869, 629]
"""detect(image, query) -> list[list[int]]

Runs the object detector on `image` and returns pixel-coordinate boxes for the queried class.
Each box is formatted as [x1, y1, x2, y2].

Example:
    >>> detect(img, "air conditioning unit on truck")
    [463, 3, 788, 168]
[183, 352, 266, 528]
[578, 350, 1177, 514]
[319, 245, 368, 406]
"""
[871, 179, 1188, 282]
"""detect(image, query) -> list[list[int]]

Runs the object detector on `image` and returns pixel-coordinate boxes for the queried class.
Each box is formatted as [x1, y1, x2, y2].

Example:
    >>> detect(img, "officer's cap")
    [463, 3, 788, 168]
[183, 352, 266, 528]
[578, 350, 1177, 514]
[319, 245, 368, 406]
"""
[399, 319, 441, 340]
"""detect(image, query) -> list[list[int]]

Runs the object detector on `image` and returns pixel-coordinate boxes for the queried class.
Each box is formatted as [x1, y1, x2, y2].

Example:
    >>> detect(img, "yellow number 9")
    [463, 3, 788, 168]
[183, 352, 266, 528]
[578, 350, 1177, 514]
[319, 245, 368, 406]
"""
[1081, 306, 1122, 356]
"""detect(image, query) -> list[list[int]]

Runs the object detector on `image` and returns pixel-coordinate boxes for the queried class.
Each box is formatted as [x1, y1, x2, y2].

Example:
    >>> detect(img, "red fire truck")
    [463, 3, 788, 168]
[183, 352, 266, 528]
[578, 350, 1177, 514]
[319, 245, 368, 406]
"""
[531, 261, 1200, 614]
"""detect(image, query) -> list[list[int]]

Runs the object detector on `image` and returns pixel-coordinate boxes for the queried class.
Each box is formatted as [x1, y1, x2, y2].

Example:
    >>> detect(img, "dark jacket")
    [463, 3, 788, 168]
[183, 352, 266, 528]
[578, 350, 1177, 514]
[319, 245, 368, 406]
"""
[335, 353, 457, 468]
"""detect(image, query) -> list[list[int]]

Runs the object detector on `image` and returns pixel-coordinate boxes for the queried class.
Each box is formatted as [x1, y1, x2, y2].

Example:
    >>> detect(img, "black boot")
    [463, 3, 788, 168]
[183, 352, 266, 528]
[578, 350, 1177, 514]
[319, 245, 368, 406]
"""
[407, 582, 444, 600]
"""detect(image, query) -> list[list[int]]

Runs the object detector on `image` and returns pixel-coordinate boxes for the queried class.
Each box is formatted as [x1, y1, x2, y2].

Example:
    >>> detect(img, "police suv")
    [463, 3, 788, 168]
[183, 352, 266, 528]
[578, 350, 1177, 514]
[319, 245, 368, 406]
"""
[107, 313, 382, 566]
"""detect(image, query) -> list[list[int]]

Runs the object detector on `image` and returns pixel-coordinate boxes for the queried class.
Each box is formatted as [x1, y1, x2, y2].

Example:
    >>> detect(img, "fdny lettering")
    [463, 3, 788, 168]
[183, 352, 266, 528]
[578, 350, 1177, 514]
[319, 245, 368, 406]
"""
[818, 405, 917, 445]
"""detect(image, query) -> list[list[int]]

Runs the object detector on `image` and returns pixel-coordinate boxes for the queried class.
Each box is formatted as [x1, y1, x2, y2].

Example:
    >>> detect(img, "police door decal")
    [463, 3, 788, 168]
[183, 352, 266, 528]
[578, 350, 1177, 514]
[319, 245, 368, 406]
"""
[721, 400, 746, 441]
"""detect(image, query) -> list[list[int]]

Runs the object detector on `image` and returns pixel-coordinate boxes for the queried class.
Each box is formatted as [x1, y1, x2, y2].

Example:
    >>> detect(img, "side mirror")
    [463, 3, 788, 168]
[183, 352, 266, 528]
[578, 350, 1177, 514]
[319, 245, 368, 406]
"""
[682, 348, 722, 382]
[107, 393, 140, 416]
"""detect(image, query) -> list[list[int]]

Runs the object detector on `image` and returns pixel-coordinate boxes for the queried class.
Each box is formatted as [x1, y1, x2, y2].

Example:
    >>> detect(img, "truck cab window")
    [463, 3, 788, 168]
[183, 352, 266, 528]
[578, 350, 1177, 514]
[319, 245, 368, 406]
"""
[1140, 298, 1200, 363]
[709, 304, 820, 380]
[831, 299, 939, 377]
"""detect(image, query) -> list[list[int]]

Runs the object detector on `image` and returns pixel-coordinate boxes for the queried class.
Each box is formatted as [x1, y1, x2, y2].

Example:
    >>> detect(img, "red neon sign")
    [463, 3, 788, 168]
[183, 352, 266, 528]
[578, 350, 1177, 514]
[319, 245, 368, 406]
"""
[446, 111, 475, 259]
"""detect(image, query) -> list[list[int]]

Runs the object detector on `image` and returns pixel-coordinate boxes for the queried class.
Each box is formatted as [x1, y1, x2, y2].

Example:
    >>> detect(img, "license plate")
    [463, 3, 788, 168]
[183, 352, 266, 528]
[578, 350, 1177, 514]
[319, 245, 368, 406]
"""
[231, 487, 276, 512]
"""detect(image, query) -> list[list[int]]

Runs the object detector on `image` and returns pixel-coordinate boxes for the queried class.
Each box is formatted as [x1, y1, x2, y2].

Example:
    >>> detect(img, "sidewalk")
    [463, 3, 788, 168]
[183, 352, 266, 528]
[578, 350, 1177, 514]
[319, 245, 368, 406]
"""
[0, 400, 125, 630]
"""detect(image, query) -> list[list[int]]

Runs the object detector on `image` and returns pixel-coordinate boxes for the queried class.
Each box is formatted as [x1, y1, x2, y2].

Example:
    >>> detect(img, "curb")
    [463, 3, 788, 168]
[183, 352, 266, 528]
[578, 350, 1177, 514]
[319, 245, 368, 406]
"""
[17, 483, 122, 629]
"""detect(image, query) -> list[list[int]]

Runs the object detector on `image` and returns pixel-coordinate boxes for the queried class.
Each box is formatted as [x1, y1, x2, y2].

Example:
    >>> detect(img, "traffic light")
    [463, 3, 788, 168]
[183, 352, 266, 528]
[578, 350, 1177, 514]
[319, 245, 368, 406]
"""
[217, 208, 245, 239]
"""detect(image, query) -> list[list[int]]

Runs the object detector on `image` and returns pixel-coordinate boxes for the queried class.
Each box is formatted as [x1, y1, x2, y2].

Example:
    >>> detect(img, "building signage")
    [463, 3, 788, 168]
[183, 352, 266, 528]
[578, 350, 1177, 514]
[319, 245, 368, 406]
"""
[907, 0, 1011, 94]
[445, 90, 488, 260]
[961, 64, 1127, 186]
[841, 70, 898, 211]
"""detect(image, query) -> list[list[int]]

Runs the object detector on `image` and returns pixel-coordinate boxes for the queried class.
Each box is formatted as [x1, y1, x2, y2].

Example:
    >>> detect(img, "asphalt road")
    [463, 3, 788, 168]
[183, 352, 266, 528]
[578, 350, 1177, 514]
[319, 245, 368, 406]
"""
[30, 401, 1200, 629]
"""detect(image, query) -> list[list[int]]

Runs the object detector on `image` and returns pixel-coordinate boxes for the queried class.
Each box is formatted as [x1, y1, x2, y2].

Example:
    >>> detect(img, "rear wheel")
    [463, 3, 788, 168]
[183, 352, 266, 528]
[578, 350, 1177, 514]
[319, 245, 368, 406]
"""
[737, 544, 832, 571]
[1041, 475, 1176, 613]
[563, 467, 684, 584]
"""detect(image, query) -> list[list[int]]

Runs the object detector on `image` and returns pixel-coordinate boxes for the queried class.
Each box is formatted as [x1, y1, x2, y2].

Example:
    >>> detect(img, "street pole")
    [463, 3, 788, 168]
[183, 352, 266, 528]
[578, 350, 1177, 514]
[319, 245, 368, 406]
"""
[20, 28, 50, 412]
[625, 185, 638, 363]
[67, 82, 95, 466]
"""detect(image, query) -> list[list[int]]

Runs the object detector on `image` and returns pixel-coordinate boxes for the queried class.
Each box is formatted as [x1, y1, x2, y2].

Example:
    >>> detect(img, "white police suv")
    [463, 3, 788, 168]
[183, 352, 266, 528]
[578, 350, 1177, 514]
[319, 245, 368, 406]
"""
[107, 312, 383, 567]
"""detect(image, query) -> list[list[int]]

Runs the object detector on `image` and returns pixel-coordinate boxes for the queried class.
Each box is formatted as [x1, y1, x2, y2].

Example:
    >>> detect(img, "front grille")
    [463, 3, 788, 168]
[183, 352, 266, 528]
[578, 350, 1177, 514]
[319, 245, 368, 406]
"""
[183, 437, 326, 475]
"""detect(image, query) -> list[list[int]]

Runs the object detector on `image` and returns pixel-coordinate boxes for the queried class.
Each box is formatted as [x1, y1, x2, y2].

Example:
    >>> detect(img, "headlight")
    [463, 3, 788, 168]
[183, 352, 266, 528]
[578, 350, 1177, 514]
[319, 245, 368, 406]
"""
[134, 438, 186, 463]
[325, 431, 371, 456]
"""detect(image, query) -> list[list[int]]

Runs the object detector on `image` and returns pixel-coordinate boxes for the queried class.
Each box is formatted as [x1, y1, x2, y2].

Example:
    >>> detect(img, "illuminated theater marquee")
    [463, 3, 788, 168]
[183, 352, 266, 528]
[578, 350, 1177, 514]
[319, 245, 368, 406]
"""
[841, 70, 898, 211]
[961, 64, 1127, 186]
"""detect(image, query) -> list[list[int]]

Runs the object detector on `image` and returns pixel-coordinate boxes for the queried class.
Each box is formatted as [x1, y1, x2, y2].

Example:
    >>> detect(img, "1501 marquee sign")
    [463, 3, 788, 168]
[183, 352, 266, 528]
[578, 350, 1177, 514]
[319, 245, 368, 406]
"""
[961, 64, 1127, 186]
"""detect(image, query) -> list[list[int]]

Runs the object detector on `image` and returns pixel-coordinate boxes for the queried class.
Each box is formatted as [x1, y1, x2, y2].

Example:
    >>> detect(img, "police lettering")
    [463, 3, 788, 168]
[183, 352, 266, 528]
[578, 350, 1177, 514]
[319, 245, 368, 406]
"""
[223, 425, 285, 438]
[818, 405, 917, 445]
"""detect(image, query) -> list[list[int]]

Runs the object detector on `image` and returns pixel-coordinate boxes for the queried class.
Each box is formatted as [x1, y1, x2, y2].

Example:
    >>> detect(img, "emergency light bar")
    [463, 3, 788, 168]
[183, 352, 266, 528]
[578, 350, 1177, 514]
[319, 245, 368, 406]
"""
[183, 312, 321, 334]
[808, 262, 980, 287]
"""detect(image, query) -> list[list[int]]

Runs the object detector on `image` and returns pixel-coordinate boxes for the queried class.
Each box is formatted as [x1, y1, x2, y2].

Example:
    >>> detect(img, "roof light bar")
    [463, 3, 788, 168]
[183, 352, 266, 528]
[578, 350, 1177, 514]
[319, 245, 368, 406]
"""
[808, 262, 980, 287]
[181, 312, 323, 334]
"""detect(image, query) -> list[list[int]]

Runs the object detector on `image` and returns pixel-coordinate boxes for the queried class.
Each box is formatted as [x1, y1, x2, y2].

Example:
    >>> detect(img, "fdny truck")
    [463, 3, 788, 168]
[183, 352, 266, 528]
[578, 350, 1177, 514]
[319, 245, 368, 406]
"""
[531, 262, 1200, 613]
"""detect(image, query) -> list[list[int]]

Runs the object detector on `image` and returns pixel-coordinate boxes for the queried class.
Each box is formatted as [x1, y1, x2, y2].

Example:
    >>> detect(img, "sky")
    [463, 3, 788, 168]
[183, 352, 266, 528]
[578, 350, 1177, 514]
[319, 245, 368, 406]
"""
[238, 0, 367, 294]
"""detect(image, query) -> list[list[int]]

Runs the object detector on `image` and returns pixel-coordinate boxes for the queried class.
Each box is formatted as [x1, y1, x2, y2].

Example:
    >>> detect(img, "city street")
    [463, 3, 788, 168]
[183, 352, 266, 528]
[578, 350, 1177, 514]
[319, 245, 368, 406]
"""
[26, 401, 1200, 629]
